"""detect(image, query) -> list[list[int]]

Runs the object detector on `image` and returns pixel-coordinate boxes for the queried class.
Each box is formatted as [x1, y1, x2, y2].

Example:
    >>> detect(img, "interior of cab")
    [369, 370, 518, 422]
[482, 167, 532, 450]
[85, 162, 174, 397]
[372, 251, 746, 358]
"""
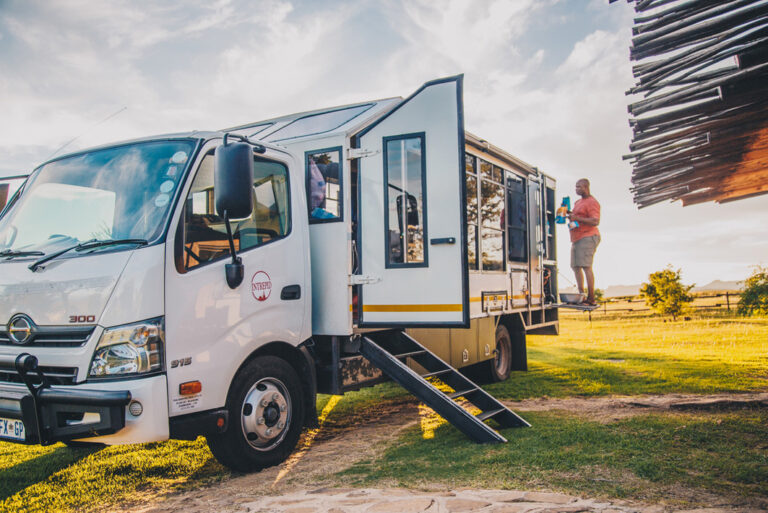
[183, 153, 290, 269]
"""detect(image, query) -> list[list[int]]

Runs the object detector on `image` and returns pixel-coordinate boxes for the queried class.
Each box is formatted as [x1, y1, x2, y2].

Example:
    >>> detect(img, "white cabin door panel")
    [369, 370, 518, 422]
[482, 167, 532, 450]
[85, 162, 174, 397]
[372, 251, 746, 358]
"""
[353, 76, 468, 327]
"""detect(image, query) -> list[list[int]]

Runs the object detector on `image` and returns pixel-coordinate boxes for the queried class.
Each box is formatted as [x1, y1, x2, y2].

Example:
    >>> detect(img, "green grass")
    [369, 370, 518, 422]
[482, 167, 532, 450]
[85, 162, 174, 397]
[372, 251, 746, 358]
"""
[0, 439, 228, 513]
[1, 313, 766, 511]
[488, 314, 768, 400]
[339, 409, 768, 505]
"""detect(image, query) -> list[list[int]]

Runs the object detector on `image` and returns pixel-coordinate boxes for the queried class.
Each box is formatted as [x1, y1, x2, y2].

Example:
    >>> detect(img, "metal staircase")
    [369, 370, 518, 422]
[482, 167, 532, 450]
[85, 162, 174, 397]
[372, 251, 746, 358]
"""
[360, 331, 529, 443]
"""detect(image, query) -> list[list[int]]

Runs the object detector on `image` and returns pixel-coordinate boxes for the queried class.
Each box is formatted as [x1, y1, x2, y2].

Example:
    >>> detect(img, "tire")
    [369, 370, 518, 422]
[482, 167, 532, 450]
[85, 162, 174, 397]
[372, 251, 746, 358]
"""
[207, 356, 305, 472]
[488, 324, 512, 382]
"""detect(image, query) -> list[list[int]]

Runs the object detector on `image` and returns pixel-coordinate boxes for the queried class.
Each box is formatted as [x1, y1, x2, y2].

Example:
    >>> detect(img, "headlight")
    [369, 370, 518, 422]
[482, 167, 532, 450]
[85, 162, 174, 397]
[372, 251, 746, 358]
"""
[89, 317, 164, 378]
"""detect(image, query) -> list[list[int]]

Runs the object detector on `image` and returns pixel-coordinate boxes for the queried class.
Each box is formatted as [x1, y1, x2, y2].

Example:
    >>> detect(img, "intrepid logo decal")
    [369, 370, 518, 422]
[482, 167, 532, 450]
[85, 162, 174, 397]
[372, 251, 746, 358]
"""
[251, 271, 272, 302]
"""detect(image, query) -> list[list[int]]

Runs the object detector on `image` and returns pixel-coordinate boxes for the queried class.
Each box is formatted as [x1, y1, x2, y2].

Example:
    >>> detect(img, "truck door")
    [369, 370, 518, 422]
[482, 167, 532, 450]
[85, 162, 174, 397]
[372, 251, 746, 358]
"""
[164, 144, 308, 416]
[528, 178, 543, 306]
[352, 75, 468, 327]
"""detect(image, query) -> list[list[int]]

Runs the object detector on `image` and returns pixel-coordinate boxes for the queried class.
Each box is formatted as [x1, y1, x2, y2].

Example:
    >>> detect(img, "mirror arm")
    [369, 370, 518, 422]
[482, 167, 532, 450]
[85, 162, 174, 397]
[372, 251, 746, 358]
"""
[223, 210, 244, 289]
[222, 132, 266, 154]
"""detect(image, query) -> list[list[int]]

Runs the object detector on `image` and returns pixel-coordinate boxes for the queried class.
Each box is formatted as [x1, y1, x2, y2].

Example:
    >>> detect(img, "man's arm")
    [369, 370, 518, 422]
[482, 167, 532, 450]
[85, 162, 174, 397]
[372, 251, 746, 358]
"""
[568, 201, 600, 226]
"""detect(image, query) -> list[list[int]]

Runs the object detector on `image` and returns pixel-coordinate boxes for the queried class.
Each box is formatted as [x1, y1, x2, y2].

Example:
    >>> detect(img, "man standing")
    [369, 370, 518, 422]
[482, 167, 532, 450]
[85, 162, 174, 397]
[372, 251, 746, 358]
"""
[568, 179, 600, 305]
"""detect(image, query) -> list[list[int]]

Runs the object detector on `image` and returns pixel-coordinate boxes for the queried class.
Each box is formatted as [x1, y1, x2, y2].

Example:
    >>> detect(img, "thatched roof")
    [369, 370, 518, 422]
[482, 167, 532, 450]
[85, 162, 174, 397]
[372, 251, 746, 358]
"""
[612, 0, 768, 207]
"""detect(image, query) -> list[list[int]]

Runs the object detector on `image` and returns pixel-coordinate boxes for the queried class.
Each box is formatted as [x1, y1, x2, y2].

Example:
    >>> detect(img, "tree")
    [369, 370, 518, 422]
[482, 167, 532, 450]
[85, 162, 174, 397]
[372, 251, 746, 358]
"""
[594, 289, 605, 302]
[737, 266, 768, 316]
[640, 267, 694, 320]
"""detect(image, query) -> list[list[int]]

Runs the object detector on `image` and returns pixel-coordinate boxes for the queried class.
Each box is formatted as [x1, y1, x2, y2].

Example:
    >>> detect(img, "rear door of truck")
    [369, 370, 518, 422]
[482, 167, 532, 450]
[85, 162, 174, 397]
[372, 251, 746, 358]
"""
[352, 75, 468, 328]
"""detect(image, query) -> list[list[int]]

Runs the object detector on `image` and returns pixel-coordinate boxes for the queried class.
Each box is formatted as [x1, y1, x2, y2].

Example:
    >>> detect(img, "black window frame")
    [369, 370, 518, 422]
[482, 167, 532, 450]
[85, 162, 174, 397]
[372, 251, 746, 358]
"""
[305, 146, 343, 225]
[176, 151, 293, 274]
[506, 171, 528, 264]
[383, 132, 429, 269]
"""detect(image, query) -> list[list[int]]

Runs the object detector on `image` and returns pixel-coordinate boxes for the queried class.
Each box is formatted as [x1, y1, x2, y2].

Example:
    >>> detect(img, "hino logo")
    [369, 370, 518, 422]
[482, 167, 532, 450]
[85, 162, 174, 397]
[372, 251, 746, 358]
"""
[8, 314, 35, 345]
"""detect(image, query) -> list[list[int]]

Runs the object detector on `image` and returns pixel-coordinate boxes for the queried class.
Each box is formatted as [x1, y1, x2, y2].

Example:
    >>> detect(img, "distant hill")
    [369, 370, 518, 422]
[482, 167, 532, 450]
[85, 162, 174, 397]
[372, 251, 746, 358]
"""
[692, 280, 743, 292]
[561, 280, 742, 298]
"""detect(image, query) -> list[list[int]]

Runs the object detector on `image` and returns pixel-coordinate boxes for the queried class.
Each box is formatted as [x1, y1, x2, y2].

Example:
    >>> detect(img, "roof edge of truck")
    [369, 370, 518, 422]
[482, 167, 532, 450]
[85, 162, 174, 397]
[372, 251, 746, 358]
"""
[33, 131, 293, 170]
[464, 131, 541, 177]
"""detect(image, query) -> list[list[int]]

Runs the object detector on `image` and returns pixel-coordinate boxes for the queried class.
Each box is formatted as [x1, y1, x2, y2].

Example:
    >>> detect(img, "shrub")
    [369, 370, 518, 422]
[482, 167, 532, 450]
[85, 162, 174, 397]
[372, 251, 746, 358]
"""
[640, 267, 694, 320]
[737, 266, 768, 316]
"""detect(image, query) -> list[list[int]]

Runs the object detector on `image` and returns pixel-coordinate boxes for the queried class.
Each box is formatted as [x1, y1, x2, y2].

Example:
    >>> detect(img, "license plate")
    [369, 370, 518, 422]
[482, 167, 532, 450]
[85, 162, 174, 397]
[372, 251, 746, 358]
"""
[0, 416, 25, 441]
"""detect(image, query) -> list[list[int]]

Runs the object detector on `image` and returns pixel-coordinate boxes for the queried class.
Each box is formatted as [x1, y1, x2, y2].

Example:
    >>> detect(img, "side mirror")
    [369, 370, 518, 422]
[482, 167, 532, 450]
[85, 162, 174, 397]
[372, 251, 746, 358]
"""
[214, 140, 254, 289]
[215, 142, 254, 219]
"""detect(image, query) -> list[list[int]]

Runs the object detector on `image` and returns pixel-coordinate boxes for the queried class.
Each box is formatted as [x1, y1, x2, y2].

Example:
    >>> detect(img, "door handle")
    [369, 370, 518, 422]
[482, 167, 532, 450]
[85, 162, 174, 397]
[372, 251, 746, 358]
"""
[280, 285, 301, 300]
[430, 237, 456, 245]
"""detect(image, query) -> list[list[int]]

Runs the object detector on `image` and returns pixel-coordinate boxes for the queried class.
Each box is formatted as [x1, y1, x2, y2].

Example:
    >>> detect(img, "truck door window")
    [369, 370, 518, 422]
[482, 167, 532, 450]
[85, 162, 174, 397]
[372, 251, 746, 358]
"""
[182, 154, 291, 270]
[479, 159, 505, 271]
[384, 134, 427, 267]
[305, 148, 342, 223]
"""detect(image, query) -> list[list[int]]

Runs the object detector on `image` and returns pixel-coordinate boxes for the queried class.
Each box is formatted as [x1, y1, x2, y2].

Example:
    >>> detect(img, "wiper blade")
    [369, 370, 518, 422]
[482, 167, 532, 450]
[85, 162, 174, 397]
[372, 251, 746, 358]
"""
[29, 239, 149, 272]
[0, 250, 45, 258]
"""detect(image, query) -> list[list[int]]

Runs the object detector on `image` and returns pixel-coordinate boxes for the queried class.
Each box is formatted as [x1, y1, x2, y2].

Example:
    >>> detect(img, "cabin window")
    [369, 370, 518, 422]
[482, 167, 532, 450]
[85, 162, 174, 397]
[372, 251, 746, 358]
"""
[384, 134, 427, 267]
[465, 154, 478, 270]
[305, 148, 342, 223]
[478, 158, 505, 271]
[182, 154, 291, 270]
[266, 104, 374, 142]
[506, 172, 527, 263]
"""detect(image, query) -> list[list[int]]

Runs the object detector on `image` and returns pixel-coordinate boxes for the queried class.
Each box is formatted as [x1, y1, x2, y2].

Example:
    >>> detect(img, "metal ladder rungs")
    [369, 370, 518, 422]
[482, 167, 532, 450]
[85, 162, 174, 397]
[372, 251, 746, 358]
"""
[449, 387, 478, 399]
[476, 408, 506, 422]
[421, 369, 451, 378]
[395, 350, 427, 360]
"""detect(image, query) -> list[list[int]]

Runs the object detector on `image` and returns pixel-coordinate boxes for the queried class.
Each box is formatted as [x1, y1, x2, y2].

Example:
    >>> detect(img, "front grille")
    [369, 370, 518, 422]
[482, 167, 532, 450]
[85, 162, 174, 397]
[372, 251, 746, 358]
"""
[0, 365, 78, 385]
[0, 325, 94, 347]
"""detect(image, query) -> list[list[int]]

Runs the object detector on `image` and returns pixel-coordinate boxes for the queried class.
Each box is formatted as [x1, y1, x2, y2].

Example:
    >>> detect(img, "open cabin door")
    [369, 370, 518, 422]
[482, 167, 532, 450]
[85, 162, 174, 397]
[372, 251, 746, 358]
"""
[353, 76, 468, 328]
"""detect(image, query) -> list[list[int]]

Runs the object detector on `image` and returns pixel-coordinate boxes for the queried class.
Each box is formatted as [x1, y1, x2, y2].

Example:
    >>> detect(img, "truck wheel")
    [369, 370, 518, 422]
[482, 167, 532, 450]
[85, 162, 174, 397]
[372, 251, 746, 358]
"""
[207, 356, 305, 472]
[488, 324, 512, 382]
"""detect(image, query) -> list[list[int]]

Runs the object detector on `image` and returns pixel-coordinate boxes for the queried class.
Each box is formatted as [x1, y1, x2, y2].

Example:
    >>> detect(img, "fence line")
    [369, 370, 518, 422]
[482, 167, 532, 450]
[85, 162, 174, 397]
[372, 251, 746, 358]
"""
[573, 291, 743, 315]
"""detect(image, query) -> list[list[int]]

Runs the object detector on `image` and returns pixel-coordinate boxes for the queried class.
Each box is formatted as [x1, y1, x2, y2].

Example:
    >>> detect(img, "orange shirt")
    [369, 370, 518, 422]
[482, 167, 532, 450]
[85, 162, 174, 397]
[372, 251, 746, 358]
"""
[570, 196, 600, 242]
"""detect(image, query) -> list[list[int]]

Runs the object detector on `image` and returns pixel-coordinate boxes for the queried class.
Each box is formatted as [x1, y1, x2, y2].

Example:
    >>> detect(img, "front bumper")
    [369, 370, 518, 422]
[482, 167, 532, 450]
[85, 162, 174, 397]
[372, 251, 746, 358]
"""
[0, 382, 131, 444]
[0, 353, 168, 445]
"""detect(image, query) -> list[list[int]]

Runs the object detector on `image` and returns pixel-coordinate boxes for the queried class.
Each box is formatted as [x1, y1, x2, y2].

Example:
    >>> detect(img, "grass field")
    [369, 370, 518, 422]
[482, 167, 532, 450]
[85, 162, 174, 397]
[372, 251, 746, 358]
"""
[340, 410, 768, 503]
[1, 311, 766, 512]
[489, 311, 768, 399]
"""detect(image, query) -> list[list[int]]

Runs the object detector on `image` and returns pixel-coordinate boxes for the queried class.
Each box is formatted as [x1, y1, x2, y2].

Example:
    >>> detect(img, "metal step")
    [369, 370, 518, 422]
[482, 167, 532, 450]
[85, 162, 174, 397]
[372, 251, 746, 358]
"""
[360, 331, 529, 444]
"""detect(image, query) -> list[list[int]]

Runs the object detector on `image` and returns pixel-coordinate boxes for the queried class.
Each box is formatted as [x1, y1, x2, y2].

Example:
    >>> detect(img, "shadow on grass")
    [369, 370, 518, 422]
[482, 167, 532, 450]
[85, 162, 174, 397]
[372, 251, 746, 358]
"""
[0, 446, 98, 501]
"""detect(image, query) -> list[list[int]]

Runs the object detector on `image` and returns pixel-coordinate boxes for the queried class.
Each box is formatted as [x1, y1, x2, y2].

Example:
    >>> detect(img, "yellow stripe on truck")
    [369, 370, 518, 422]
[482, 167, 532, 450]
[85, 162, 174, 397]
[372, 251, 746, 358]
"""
[362, 304, 463, 312]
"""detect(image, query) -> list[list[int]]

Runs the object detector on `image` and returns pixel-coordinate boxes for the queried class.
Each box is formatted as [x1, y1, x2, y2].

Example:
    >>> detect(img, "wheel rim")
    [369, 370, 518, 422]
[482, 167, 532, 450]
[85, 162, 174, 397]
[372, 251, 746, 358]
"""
[240, 377, 292, 451]
[494, 338, 510, 376]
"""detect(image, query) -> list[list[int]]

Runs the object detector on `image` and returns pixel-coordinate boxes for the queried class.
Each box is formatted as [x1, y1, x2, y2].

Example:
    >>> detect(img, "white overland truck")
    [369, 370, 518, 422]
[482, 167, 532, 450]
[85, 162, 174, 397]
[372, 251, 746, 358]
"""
[0, 75, 561, 472]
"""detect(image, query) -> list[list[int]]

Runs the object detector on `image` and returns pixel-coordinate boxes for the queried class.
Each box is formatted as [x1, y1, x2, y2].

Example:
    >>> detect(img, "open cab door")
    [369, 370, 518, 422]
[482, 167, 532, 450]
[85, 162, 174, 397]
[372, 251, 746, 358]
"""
[352, 75, 468, 328]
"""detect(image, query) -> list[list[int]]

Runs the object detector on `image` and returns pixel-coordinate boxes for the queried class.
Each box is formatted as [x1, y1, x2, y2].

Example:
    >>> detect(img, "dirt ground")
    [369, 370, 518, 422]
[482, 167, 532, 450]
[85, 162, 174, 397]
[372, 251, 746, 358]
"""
[122, 393, 768, 513]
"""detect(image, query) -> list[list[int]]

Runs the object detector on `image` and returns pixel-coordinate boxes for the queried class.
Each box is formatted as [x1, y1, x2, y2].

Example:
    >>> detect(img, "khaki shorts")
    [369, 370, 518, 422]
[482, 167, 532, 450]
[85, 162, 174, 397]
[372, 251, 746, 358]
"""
[571, 235, 600, 269]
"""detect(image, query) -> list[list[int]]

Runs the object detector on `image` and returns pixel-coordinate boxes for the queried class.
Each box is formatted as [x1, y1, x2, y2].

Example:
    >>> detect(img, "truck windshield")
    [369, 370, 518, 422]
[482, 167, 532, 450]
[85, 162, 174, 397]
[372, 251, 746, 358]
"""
[0, 140, 195, 255]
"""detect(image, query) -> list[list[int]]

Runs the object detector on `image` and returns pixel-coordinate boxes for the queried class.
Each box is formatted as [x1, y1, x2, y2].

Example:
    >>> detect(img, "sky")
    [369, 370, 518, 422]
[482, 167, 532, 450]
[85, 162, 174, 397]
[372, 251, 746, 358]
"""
[0, 0, 766, 288]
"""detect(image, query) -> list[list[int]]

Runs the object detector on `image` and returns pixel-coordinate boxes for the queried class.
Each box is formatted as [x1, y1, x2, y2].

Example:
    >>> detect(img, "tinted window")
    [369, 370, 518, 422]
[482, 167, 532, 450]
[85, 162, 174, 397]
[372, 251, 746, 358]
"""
[385, 135, 426, 266]
[183, 154, 290, 270]
[507, 172, 527, 263]
[306, 148, 342, 222]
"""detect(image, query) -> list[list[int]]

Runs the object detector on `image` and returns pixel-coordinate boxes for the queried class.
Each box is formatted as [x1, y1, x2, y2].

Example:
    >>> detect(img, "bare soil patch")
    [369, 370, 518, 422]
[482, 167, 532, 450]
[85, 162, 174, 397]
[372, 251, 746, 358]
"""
[504, 392, 768, 423]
